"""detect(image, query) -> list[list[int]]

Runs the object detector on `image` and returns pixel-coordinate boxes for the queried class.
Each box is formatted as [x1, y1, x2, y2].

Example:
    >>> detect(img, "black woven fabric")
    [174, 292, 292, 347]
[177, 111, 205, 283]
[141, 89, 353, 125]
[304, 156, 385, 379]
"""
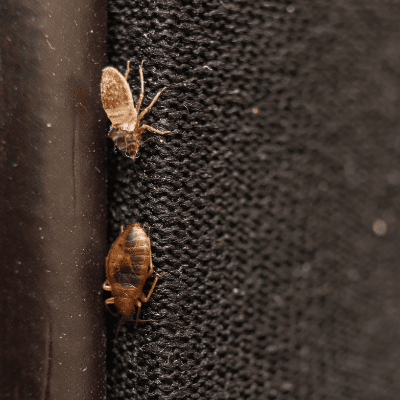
[105, 1, 400, 399]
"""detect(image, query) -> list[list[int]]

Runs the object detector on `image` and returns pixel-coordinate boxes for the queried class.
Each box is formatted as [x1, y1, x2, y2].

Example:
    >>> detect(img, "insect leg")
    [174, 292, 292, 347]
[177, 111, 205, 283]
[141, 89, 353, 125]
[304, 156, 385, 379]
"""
[115, 317, 126, 338]
[124, 133, 130, 156]
[141, 272, 166, 302]
[138, 87, 167, 121]
[105, 297, 119, 317]
[103, 280, 112, 291]
[135, 300, 142, 329]
[124, 61, 131, 81]
[148, 242, 154, 277]
[133, 301, 156, 328]
[136, 61, 145, 113]
[139, 124, 171, 135]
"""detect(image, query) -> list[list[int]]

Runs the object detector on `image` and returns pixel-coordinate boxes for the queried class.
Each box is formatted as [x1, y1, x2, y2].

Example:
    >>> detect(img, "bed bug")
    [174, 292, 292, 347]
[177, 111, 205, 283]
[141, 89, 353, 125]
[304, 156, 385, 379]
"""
[103, 223, 165, 336]
[101, 60, 171, 160]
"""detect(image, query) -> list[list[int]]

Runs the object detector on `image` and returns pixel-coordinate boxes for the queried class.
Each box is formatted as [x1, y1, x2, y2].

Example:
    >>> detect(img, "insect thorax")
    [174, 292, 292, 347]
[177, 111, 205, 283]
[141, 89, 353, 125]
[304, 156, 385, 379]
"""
[109, 128, 141, 159]
[114, 288, 139, 318]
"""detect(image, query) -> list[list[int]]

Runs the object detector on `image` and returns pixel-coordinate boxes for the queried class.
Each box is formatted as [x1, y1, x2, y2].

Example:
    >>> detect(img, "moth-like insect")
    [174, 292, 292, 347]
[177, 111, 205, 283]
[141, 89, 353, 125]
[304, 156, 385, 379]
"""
[101, 61, 171, 160]
[103, 223, 165, 336]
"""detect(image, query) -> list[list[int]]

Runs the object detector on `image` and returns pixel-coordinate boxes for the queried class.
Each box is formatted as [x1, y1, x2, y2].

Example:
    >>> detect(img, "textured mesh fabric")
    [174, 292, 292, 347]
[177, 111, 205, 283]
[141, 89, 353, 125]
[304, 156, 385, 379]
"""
[105, 1, 400, 399]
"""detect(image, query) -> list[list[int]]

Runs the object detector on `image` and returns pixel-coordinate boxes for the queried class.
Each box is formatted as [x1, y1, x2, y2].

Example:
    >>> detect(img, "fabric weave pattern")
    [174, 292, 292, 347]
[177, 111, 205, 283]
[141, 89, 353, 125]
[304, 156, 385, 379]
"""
[106, 1, 400, 399]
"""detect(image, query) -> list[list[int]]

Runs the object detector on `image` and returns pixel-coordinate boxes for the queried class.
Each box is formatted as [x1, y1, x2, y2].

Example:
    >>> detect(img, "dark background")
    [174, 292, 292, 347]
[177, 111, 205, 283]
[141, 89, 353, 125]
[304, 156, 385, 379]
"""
[105, 1, 400, 399]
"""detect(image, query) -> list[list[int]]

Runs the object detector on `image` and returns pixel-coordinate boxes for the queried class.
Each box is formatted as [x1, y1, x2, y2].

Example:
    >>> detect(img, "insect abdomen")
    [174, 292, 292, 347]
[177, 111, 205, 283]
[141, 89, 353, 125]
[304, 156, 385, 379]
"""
[109, 128, 140, 159]
[124, 223, 151, 270]
[105, 223, 150, 288]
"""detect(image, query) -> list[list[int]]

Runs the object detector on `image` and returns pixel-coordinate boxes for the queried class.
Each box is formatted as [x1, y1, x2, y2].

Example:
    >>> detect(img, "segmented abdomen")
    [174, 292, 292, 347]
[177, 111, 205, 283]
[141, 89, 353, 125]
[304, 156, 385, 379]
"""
[106, 223, 151, 287]
[109, 127, 140, 159]
[124, 223, 151, 270]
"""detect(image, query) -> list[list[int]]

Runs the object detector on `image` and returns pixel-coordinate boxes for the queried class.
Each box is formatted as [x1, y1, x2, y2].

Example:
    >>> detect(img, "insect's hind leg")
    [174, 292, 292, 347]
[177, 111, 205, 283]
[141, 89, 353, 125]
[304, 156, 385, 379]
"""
[138, 87, 167, 121]
[136, 61, 145, 113]
[148, 235, 154, 277]
[139, 124, 171, 136]
[105, 297, 119, 318]
[134, 300, 156, 328]
[135, 300, 142, 329]
[141, 272, 166, 302]
[115, 317, 126, 338]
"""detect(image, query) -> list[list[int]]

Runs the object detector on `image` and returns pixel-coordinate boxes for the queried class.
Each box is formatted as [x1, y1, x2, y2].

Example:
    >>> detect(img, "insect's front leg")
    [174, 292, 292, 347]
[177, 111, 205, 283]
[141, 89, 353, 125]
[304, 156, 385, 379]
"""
[103, 280, 112, 291]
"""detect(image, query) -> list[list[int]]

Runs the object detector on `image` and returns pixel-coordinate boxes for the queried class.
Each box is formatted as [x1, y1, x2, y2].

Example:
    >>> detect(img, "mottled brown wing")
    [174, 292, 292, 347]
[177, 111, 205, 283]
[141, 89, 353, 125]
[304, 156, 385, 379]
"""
[101, 66, 137, 129]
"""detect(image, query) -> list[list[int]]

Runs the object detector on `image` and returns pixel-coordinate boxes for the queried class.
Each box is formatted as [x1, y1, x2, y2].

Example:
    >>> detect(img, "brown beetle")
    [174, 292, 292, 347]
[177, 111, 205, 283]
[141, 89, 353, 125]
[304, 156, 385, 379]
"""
[103, 223, 164, 335]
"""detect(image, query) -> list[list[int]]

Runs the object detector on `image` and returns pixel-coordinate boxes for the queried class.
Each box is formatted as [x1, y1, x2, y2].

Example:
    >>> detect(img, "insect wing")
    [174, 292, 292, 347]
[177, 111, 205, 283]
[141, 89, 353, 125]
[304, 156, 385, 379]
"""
[101, 67, 137, 129]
